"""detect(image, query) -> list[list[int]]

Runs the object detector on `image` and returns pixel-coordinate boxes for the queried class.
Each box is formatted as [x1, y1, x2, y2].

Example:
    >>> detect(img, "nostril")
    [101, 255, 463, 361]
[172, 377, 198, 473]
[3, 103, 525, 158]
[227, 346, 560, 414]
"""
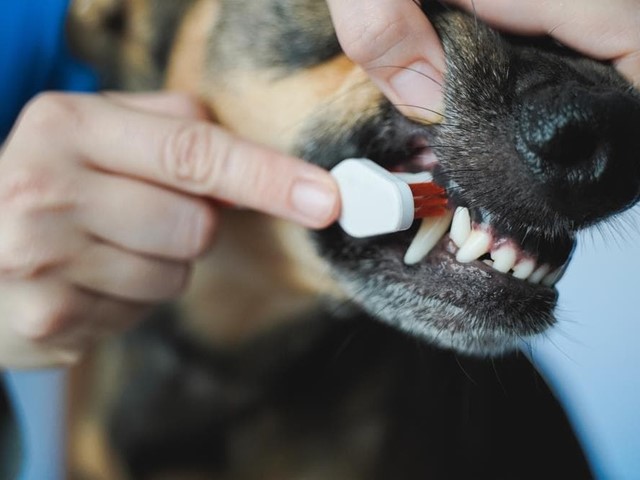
[515, 89, 607, 184]
[515, 86, 640, 224]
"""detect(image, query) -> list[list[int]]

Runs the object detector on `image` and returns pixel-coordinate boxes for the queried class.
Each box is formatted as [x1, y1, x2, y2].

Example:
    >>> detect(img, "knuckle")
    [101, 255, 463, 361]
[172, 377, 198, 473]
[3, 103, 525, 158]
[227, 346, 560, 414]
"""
[0, 165, 53, 207]
[148, 262, 191, 299]
[0, 216, 55, 281]
[162, 122, 218, 188]
[187, 204, 218, 257]
[0, 243, 51, 280]
[124, 258, 191, 301]
[25, 289, 77, 340]
[169, 263, 192, 296]
[0, 165, 65, 212]
[338, 7, 408, 66]
[20, 92, 83, 136]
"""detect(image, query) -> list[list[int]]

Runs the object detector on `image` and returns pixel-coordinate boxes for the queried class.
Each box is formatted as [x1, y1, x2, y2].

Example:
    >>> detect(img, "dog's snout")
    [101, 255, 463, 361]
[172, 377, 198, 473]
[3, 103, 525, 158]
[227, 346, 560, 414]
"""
[517, 89, 613, 183]
[515, 87, 640, 224]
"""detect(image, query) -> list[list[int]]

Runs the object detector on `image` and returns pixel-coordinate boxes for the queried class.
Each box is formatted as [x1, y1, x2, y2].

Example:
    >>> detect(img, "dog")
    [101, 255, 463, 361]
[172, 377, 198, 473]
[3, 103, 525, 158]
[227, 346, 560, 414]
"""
[62, 0, 640, 478]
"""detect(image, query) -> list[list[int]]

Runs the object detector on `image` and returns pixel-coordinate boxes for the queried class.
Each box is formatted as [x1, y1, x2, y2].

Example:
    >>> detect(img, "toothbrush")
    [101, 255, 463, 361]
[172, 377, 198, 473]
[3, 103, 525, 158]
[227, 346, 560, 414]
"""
[331, 158, 448, 238]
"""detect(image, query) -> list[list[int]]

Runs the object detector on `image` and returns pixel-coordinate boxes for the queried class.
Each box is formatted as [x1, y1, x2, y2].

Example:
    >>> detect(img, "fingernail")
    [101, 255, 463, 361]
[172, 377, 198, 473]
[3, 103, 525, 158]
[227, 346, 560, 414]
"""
[389, 61, 445, 123]
[291, 178, 339, 227]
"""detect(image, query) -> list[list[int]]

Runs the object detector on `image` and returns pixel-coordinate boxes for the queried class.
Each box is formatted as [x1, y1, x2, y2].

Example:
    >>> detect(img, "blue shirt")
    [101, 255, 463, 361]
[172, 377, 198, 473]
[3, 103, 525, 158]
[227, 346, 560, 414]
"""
[0, 0, 97, 139]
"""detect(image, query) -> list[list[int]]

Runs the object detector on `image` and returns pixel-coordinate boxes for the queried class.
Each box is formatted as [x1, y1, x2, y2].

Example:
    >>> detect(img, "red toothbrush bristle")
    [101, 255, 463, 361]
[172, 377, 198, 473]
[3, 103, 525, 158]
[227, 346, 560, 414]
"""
[409, 182, 446, 197]
[409, 181, 449, 218]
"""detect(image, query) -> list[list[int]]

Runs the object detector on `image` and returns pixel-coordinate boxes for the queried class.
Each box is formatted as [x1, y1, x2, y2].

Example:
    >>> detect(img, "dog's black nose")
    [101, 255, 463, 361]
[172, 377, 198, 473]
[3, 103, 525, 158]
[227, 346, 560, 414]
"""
[515, 86, 640, 224]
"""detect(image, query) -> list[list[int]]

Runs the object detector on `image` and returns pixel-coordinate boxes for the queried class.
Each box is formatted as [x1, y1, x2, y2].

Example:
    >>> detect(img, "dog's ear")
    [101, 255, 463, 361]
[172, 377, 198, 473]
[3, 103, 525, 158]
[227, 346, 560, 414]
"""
[67, 0, 197, 90]
[67, 0, 128, 87]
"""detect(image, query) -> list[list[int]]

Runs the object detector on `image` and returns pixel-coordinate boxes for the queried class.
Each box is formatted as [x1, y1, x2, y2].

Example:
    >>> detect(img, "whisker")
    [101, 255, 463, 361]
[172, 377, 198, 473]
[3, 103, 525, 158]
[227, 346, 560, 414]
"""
[471, 0, 480, 45]
[454, 355, 478, 385]
[491, 358, 508, 396]
[366, 65, 443, 87]
[394, 104, 446, 118]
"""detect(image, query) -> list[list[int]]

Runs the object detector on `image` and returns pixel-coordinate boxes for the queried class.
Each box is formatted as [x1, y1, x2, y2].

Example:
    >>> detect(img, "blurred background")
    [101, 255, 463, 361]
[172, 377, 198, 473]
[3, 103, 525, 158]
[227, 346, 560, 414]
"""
[532, 204, 640, 479]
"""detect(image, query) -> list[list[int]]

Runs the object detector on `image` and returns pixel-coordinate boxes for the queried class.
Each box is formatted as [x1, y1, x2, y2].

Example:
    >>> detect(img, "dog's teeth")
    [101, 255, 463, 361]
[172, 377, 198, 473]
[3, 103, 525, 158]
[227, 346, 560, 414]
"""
[542, 264, 568, 287]
[528, 264, 551, 284]
[404, 211, 453, 265]
[512, 259, 536, 280]
[490, 246, 517, 273]
[450, 207, 471, 247]
[455, 229, 492, 263]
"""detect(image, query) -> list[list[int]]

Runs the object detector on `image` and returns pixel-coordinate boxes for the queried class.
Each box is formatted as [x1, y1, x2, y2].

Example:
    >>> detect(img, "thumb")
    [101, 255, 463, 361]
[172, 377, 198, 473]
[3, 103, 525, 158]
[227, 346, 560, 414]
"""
[326, 0, 446, 122]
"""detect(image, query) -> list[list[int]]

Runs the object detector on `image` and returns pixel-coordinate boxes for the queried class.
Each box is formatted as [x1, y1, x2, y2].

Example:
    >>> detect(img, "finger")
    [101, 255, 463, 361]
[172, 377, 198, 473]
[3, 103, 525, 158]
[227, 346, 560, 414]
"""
[102, 91, 212, 120]
[77, 169, 216, 259]
[63, 242, 191, 303]
[326, 0, 446, 121]
[446, 0, 640, 85]
[0, 210, 83, 279]
[615, 50, 640, 88]
[41, 291, 148, 344]
[0, 280, 146, 367]
[65, 96, 339, 228]
[0, 315, 82, 368]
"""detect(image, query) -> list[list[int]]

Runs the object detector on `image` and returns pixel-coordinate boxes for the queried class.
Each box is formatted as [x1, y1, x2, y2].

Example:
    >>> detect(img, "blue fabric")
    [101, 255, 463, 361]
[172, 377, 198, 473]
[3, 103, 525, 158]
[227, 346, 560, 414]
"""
[4, 370, 68, 480]
[528, 219, 640, 480]
[0, 0, 97, 139]
[1, 2, 97, 479]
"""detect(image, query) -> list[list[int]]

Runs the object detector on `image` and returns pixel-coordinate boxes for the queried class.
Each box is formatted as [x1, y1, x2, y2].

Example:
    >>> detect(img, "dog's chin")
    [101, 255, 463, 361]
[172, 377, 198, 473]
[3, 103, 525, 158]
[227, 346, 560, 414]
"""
[313, 224, 561, 357]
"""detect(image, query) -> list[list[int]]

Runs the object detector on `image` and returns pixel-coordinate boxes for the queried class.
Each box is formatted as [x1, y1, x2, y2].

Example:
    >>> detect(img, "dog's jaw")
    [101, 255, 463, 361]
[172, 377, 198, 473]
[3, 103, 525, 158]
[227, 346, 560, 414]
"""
[312, 226, 558, 356]
[304, 10, 640, 357]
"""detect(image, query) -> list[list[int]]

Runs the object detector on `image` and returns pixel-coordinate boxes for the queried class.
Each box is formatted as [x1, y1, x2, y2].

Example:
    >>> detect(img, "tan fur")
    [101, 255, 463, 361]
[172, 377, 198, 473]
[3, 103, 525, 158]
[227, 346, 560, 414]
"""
[66, 0, 360, 475]
[159, 0, 345, 347]
[164, 0, 219, 96]
[66, 344, 128, 479]
[203, 56, 376, 152]
[179, 212, 341, 349]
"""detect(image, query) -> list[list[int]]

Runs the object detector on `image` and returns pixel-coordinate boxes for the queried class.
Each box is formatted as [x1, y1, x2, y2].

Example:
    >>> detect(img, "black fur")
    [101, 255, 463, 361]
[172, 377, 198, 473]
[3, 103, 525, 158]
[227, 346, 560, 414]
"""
[110, 307, 592, 479]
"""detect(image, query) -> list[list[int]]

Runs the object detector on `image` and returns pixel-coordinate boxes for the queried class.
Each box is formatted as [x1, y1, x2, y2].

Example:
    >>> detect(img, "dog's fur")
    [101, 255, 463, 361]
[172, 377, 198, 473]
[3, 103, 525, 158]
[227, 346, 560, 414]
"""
[62, 0, 640, 478]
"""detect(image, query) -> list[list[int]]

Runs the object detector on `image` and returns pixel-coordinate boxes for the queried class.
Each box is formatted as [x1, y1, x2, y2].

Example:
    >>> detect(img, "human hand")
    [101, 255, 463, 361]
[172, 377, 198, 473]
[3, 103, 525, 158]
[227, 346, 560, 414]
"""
[327, 0, 640, 123]
[445, 0, 640, 87]
[325, 0, 446, 123]
[0, 91, 339, 368]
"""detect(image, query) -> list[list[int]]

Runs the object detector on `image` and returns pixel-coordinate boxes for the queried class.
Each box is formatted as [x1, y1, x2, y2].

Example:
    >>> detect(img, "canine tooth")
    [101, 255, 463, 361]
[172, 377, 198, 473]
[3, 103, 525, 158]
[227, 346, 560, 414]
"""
[491, 246, 517, 273]
[455, 229, 492, 263]
[450, 207, 471, 247]
[528, 265, 551, 284]
[512, 259, 536, 280]
[404, 211, 454, 265]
